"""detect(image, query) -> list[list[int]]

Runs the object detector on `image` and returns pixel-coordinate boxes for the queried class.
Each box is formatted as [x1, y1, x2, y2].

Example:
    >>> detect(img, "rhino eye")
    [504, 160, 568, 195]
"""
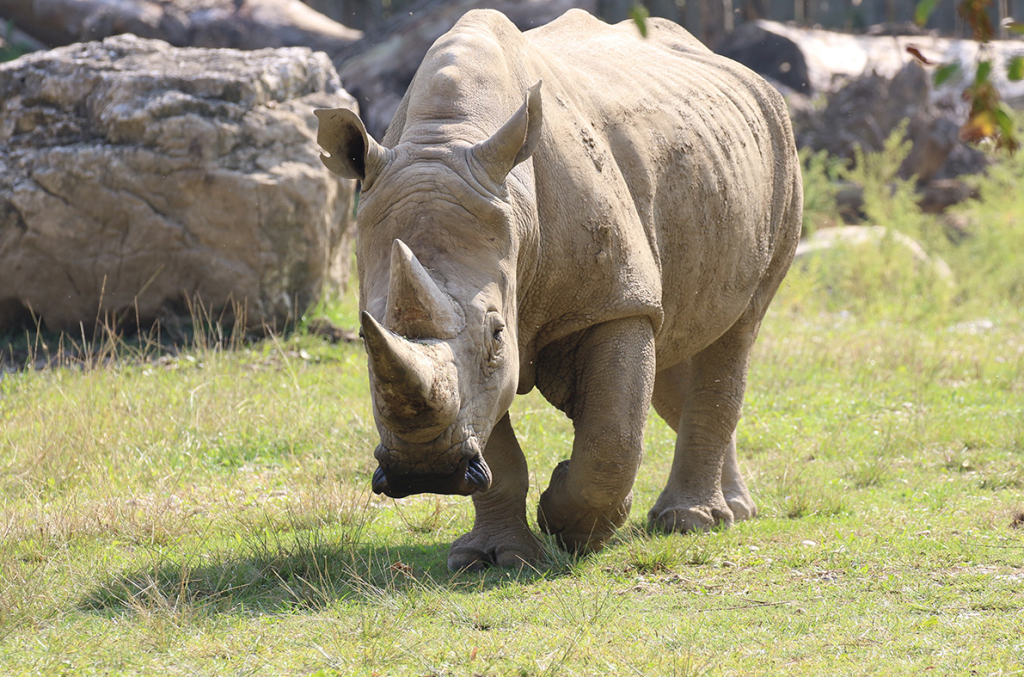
[487, 313, 503, 340]
[489, 315, 505, 343]
[484, 314, 505, 374]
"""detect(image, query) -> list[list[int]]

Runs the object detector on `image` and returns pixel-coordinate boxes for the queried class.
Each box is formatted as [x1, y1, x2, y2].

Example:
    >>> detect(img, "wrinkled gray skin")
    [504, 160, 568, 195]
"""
[316, 9, 802, 571]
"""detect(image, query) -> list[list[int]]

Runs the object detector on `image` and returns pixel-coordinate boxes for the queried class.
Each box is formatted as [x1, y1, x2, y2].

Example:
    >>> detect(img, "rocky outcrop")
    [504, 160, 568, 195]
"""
[720, 19, 1018, 187]
[720, 20, 1024, 104]
[0, 0, 361, 55]
[0, 35, 358, 333]
[715, 21, 811, 94]
[795, 225, 954, 284]
[793, 62, 987, 183]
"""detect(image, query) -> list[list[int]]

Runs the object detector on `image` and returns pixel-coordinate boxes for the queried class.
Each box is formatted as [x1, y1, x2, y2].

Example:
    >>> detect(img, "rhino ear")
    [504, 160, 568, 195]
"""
[470, 80, 543, 186]
[314, 108, 393, 186]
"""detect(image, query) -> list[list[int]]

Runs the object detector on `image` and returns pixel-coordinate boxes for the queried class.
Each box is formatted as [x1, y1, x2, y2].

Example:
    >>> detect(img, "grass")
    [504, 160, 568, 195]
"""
[2, 139, 1024, 675]
[1, 21, 33, 63]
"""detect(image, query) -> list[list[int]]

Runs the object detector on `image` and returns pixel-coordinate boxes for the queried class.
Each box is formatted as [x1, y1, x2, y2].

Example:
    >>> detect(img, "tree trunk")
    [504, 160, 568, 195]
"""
[742, 0, 769, 20]
[699, 0, 726, 46]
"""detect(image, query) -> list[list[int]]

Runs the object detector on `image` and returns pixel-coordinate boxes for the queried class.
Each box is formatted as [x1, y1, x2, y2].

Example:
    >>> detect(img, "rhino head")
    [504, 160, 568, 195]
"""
[315, 83, 542, 499]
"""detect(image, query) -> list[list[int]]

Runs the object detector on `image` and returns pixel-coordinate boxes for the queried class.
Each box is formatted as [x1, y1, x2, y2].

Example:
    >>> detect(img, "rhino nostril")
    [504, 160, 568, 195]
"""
[373, 443, 393, 464]
[369, 449, 491, 498]
[465, 453, 492, 492]
[371, 466, 390, 495]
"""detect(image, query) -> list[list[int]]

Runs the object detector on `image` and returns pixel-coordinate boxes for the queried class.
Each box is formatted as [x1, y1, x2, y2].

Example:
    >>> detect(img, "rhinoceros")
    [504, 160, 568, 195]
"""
[316, 8, 802, 570]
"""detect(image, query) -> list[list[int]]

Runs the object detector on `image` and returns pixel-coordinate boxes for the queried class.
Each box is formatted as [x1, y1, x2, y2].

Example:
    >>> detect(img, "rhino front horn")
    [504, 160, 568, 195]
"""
[385, 240, 464, 339]
[360, 311, 460, 443]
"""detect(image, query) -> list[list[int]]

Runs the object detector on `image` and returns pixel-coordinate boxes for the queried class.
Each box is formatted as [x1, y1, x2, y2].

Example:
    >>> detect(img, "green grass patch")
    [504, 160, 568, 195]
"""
[2, 141, 1024, 675]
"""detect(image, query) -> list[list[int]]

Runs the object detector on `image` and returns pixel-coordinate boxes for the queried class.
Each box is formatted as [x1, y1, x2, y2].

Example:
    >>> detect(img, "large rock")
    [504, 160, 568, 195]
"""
[723, 20, 1024, 104]
[793, 62, 989, 184]
[0, 0, 361, 55]
[794, 225, 954, 286]
[715, 21, 811, 94]
[719, 20, 1019, 188]
[0, 35, 358, 333]
[790, 61, 993, 216]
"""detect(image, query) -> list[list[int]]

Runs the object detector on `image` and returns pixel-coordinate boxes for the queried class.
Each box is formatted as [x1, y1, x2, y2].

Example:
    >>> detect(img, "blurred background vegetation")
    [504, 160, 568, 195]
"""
[308, 0, 1021, 42]
[2, 0, 1023, 352]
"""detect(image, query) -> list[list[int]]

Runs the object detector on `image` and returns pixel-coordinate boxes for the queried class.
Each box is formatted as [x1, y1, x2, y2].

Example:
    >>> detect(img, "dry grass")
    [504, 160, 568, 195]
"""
[2, 139, 1024, 675]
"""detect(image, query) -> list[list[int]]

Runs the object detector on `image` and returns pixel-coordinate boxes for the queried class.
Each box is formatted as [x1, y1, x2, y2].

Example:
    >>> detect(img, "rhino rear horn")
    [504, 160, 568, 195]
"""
[314, 108, 393, 187]
[385, 240, 465, 339]
[469, 80, 543, 186]
[361, 311, 460, 443]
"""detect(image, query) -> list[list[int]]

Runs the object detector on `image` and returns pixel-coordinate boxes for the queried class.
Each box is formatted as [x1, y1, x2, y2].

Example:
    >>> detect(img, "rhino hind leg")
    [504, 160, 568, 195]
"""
[648, 323, 758, 533]
[448, 414, 541, 571]
[536, 317, 656, 553]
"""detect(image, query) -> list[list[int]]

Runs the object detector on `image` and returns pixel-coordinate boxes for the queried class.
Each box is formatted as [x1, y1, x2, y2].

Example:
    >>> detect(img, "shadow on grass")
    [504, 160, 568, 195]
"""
[0, 300, 356, 375]
[79, 531, 581, 616]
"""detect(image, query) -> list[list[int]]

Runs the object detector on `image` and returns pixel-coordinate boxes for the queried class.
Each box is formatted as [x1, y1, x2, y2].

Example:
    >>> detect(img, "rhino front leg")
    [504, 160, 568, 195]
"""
[537, 317, 656, 553]
[448, 413, 540, 571]
[722, 431, 757, 521]
[648, 323, 757, 532]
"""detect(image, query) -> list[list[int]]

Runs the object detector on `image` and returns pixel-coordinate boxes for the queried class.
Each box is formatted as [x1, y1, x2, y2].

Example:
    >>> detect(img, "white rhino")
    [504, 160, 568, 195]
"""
[316, 8, 802, 570]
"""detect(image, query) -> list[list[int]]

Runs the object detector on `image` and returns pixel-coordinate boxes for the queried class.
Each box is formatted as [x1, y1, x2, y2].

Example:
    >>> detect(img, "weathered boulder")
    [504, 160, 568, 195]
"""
[0, 0, 361, 55]
[724, 20, 1024, 104]
[715, 21, 810, 94]
[0, 34, 358, 333]
[794, 225, 954, 285]
[830, 177, 979, 220]
[792, 61, 991, 189]
[721, 19, 1016, 190]
[793, 62, 979, 182]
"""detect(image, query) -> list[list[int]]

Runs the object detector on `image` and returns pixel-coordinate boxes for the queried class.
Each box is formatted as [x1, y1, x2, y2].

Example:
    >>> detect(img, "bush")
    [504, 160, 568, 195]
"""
[945, 144, 1024, 310]
[792, 119, 1024, 322]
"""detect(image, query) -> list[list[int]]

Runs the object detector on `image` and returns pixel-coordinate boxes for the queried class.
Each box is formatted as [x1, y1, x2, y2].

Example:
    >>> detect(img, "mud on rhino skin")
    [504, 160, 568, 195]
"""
[316, 8, 803, 571]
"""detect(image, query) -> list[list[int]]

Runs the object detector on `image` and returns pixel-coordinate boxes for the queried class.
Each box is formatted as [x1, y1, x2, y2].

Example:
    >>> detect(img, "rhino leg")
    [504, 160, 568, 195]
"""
[722, 431, 757, 521]
[448, 413, 540, 571]
[537, 317, 656, 553]
[648, 322, 758, 532]
[651, 359, 759, 525]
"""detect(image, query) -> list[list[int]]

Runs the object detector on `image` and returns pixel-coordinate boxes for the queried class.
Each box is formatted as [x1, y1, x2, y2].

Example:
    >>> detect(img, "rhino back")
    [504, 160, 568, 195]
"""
[376, 9, 800, 370]
[522, 11, 801, 365]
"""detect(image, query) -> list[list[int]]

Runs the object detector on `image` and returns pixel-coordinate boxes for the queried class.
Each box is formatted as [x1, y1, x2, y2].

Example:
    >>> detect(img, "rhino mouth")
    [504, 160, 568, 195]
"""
[371, 448, 492, 498]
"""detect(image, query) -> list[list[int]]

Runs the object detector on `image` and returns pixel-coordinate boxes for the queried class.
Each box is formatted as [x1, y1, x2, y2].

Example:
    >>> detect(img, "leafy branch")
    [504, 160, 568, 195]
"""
[630, 3, 650, 37]
[913, 0, 1024, 151]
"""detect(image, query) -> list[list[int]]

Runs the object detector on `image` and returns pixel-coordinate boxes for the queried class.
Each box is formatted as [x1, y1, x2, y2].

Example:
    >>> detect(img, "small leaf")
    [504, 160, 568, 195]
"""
[975, 59, 993, 85]
[630, 4, 650, 38]
[1008, 55, 1024, 82]
[994, 103, 1016, 139]
[915, 0, 940, 26]
[906, 45, 936, 65]
[1001, 18, 1024, 34]
[933, 61, 961, 86]
[960, 110, 997, 143]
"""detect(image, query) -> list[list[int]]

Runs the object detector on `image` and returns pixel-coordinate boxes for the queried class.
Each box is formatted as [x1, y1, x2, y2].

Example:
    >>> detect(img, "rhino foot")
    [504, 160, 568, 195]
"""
[448, 526, 541, 572]
[537, 460, 632, 554]
[722, 445, 758, 522]
[723, 488, 757, 522]
[647, 493, 735, 534]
